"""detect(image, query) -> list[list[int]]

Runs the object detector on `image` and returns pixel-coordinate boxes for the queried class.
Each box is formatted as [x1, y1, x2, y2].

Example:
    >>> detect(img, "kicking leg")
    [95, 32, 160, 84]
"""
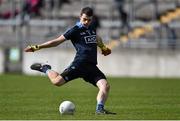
[46, 69, 66, 86]
[30, 63, 66, 86]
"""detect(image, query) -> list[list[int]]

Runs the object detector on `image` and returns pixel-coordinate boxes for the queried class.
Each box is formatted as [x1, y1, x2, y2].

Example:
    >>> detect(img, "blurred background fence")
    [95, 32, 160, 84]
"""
[0, 0, 180, 77]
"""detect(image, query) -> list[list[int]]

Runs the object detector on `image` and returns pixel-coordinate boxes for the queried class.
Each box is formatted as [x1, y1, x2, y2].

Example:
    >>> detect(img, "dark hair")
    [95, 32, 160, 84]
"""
[80, 7, 94, 17]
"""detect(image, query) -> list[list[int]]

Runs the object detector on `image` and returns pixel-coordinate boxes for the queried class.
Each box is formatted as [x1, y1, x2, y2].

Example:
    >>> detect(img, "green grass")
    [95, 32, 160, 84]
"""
[0, 74, 180, 120]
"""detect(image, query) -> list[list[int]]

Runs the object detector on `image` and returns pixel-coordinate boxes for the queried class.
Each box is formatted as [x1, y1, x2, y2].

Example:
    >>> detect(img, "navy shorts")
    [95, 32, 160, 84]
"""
[60, 62, 106, 86]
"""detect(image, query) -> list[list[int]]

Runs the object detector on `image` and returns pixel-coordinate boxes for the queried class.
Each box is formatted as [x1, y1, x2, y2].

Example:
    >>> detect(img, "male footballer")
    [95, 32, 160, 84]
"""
[24, 6, 116, 115]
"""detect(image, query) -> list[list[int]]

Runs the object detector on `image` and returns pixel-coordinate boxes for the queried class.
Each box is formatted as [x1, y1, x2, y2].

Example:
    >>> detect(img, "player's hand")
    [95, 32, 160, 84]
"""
[24, 45, 40, 52]
[101, 46, 111, 56]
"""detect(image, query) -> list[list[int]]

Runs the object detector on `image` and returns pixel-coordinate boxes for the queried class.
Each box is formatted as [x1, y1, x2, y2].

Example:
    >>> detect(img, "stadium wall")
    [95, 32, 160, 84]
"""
[23, 48, 180, 77]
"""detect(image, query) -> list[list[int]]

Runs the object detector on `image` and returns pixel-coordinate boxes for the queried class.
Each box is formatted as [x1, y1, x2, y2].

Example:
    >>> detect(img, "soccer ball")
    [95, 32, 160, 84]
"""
[59, 101, 75, 115]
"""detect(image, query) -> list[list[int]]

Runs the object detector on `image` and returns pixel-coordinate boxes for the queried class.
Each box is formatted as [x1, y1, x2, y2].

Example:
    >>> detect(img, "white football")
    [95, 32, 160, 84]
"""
[59, 101, 75, 115]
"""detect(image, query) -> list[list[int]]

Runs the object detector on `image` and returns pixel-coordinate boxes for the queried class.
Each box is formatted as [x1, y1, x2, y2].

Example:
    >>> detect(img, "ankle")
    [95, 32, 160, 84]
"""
[42, 65, 51, 73]
[96, 104, 104, 111]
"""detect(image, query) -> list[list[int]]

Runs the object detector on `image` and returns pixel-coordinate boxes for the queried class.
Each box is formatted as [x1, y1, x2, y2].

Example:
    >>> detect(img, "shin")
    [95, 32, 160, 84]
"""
[96, 79, 110, 107]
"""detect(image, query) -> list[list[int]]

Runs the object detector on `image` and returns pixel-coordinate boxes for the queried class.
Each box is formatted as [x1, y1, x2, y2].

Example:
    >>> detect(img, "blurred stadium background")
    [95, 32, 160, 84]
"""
[0, 0, 180, 77]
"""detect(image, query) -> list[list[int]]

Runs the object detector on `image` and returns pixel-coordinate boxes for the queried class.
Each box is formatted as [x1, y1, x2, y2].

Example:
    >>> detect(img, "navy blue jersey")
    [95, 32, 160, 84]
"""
[63, 22, 97, 65]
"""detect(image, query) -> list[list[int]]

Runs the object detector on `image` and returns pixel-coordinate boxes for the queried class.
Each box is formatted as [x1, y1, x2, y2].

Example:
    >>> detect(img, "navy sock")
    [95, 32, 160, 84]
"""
[96, 100, 104, 111]
[42, 66, 50, 73]
[96, 104, 104, 111]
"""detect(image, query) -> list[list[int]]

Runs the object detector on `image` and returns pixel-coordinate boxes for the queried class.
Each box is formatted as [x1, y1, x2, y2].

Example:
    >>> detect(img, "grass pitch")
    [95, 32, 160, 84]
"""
[0, 74, 180, 120]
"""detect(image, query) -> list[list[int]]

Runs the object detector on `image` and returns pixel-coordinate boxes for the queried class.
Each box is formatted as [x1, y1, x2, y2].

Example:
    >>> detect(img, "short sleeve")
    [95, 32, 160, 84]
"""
[63, 27, 76, 40]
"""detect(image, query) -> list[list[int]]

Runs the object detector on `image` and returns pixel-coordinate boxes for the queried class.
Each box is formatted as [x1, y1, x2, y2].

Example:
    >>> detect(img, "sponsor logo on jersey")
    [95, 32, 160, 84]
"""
[84, 35, 96, 44]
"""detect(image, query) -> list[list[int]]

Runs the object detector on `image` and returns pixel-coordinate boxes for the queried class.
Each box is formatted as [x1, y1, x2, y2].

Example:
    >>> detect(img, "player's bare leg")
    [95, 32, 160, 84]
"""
[96, 79, 110, 105]
[46, 70, 66, 86]
[30, 63, 66, 86]
[96, 79, 116, 115]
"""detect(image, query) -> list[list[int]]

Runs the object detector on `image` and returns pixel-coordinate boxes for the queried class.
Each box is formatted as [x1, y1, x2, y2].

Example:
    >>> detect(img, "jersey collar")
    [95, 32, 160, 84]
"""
[76, 21, 89, 29]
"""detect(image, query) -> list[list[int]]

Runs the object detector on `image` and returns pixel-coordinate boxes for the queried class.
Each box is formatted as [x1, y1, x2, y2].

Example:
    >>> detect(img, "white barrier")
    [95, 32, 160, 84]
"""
[23, 48, 180, 77]
[0, 48, 4, 73]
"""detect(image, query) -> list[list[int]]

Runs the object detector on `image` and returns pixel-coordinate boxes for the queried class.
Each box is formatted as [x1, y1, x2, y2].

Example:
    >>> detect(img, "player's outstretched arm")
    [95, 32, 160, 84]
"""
[24, 35, 66, 52]
[96, 35, 111, 56]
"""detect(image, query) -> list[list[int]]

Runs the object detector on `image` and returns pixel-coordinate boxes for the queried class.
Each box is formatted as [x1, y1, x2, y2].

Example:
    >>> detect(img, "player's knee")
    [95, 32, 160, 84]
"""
[105, 83, 110, 92]
[51, 76, 65, 86]
[101, 82, 110, 92]
[97, 79, 110, 92]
